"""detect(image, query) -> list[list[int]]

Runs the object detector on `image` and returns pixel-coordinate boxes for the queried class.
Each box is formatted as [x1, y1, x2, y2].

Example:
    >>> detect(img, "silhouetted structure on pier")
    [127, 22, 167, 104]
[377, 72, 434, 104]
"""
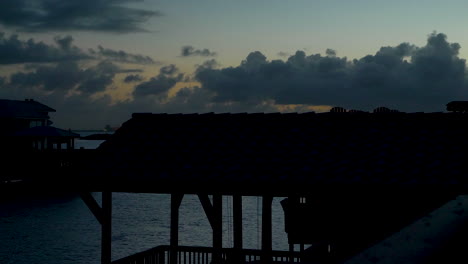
[1, 98, 83, 187]
[0, 98, 55, 134]
[1, 98, 80, 150]
[446, 101, 468, 113]
[78, 109, 468, 264]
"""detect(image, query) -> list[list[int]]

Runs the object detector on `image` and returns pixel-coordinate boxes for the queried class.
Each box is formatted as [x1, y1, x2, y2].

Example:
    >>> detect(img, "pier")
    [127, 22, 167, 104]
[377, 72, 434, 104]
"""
[77, 111, 468, 264]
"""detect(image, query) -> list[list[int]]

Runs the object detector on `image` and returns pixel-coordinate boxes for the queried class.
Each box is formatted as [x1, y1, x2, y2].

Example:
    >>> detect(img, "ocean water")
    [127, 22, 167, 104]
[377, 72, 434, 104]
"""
[0, 193, 289, 264]
[73, 130, 111, 150]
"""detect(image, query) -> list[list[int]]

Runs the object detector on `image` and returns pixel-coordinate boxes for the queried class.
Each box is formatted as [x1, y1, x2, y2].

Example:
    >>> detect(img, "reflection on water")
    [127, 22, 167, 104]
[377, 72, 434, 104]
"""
[0, 193, 288, 264]
[74, 139, 106, 149]
[73, 130, 111, 149]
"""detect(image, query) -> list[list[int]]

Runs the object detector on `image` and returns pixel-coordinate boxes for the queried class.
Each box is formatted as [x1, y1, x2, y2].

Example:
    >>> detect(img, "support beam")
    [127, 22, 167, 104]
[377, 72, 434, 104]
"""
[262, 195, 273, 264]
[198, 194, 223, 263]
[80, 192, 103, 224]
[102, 191, 112, 264]
[213, 194, 223, 264]
[233, 195, 243, 264]
[233, 195, 243, 249]
[170, 193, 184, 264]
[198, 194, 216, 228]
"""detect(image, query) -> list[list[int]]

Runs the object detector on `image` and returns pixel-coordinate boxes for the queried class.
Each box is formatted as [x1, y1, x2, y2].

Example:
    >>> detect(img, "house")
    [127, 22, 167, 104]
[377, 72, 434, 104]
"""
[0, 99, 55, 134]
[0, 98, 79, 150]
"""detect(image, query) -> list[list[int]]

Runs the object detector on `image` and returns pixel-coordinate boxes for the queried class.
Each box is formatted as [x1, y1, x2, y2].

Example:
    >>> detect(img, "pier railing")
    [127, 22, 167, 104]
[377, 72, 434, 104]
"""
[112, 245, 302, 264]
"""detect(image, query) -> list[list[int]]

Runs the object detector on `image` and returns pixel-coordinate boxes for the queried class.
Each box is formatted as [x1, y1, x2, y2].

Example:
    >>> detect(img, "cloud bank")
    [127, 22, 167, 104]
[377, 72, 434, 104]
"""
[0, 32, 156, 65]
[195, 33, 467, 112]
[9, 61, 140, 95]
[0, 33, 90, 64]
[0, 0, 161, 33]
[1, 32, 468, 129]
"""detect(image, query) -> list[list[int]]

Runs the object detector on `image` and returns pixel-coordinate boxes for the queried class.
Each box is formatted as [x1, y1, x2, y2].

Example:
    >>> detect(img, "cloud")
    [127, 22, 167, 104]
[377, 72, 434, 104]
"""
[181, 46, 217, 57]
[0, 32, 91, 64]
[0, 32, 157, 65]
[277, 51, 290, 57]
[90, 45, 157, 64]
[124, 74, 144, 83]
[159, 64, 178, 75]
[132, 65, 183, 97]
[196, 59, 220, 70]
[0, 0, 161, 33]
[195, 32, 467, 112]
[9, 60, 136, 94]
[54, 35, 74, 50]
[326, 49, 336, 57]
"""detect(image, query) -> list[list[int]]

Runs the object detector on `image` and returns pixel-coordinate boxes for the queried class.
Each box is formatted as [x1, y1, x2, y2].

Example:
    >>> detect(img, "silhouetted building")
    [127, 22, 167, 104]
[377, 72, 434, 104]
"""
[373, 106, 390, 113]
[329, 106, 347, 113]
[0, 98, 79, 150]
[348, 109, 367, 113]
[446, 101, 468, 113]
[14, 125, 79, 150]
[0, 98, 55, 136]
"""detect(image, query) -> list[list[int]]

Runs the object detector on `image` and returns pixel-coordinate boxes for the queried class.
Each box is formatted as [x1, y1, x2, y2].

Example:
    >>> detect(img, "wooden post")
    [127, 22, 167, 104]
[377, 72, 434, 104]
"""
[233, 195, 243, 263]
[102, 191, 112, 264]
[171, 194, 184, 264]
[262, 195, 273, 264]
[289, 244, 294, 263]
[213, 194, 223, 264]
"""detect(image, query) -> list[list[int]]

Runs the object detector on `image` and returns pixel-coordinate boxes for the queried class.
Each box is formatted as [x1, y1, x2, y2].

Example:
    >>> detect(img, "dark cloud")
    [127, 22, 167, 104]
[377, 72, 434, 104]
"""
[159, 64, 178, 75]
[132, 65, 183, 97]
[0, 32, 156, 65]
[196, 59, 220, 70]
[170, 86, 277, 113]
[0, 32, 91, 64]
[91, 45, 157, 64]
[277, 51, 290, 57]
[132, 74, 182, 97]
[124, 74, 144, 83]
[54, 35, 74, 50]
[326, 49, 336, 57]
[0, 0, 161, 33]
[9, 60, 132, 94]
[195, 32, 467, 112]
[181, 46, 217, 57]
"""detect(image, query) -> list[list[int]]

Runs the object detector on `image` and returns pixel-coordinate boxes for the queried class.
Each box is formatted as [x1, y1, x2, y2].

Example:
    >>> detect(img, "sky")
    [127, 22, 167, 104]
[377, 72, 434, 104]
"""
[1, 0, 468, 129]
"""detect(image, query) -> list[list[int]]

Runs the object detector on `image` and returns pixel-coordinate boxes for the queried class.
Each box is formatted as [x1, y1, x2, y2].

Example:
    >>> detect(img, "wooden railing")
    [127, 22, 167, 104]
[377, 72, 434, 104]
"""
[112, 245, 302, 264]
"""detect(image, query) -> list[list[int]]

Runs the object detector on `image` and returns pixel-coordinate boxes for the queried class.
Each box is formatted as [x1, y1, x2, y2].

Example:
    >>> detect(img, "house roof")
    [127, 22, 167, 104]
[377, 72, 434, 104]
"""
[0, 99, 56, 119]
[14, 126, 80, 138]
[84, 112, 468, 195]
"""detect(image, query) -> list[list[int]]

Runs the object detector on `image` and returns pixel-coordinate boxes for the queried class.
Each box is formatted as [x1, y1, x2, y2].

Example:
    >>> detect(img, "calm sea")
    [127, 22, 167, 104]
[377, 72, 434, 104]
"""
[0, 193, 289, 264]
[73, 130, 111, 150]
